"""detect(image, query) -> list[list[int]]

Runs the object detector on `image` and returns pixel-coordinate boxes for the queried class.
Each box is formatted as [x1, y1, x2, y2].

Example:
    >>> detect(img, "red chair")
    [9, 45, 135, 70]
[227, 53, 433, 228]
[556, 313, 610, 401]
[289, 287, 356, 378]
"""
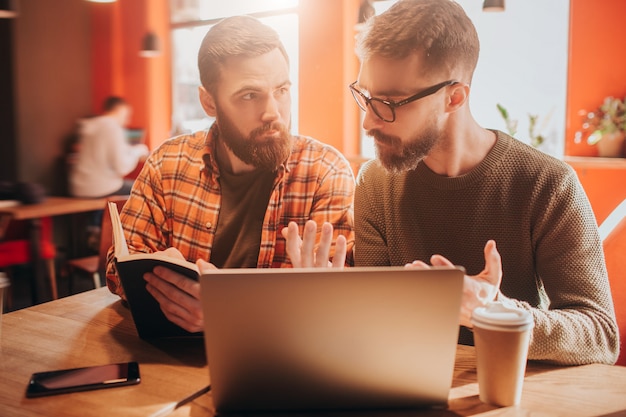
[0, 216, 58, 309]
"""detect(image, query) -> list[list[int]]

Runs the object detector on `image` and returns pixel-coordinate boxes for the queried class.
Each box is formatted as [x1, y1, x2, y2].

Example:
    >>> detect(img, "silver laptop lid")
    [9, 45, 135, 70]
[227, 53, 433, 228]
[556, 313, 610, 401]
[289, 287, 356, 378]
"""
[200, 266, 464, 412]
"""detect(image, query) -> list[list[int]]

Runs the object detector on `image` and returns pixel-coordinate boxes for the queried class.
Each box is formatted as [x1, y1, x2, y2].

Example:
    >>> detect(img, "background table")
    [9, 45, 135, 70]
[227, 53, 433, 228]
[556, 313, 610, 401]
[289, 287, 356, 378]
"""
[0, 196, 107, 303]
[0, 197, 108, 222]
[1, 288, 625, 417]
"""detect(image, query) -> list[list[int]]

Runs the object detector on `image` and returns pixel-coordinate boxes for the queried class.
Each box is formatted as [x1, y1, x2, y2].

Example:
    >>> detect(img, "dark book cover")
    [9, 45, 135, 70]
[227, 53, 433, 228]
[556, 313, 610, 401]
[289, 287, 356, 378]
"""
[109, 201, 203, 340]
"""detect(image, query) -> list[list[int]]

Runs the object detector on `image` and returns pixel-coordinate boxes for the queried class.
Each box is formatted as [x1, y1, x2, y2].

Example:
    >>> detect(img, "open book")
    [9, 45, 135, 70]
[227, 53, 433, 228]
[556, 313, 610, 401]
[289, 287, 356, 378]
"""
[109, 201, 202, 339]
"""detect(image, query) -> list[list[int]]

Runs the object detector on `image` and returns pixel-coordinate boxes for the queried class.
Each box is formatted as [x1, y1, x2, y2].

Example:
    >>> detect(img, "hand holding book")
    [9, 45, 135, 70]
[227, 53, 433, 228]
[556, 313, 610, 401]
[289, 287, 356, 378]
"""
[108, 201, 203, 339]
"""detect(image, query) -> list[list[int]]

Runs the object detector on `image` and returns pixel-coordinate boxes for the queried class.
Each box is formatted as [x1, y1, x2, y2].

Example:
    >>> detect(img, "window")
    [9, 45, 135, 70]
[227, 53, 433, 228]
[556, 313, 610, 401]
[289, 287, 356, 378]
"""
[170, 1, 299, 135]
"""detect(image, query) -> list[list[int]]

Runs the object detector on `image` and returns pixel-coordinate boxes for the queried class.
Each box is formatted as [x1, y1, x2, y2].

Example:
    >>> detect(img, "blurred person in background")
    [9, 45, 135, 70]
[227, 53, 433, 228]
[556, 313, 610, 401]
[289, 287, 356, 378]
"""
[69, 96, 149, 250]
[69, 96, 149, 198]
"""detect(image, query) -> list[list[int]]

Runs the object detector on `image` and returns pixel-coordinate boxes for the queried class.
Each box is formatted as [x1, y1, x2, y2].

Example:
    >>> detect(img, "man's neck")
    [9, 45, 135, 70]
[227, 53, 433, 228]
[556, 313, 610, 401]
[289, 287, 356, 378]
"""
[423, 120, 497, 177]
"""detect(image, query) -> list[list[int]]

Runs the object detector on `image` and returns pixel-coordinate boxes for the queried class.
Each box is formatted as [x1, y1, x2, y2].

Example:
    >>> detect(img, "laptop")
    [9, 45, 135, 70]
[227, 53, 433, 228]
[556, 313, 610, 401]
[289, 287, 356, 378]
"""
[199, 266, 464, 413]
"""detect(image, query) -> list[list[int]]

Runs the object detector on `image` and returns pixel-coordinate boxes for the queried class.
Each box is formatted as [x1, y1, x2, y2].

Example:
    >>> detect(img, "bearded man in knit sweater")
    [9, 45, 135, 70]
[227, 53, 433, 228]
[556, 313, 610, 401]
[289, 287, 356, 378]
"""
[284, 0, 618, 365]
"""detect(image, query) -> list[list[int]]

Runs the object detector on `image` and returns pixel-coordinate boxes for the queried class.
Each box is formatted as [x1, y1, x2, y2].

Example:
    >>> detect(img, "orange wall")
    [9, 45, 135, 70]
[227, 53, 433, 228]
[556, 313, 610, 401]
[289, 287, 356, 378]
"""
[565, 0, 626, 225]
[145, 0, 173, 149]
[566, 0, 626, 157]
[298, 0, 361, 157]
[567, 158, 626, 224]
[90, 3, 116, 112]
[91, 0, 171, 149]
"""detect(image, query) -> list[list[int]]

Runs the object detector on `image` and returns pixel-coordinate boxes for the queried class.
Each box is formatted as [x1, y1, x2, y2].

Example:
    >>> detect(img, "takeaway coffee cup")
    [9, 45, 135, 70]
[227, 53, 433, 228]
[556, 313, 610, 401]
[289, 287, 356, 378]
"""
[471, 301, 534, 407]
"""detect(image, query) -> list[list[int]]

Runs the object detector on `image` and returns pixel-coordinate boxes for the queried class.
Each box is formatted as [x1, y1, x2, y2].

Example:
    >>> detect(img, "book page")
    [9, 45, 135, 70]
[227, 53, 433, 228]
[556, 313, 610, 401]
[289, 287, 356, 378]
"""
[108, 201, 199, 274]
[108, 201, 129, 258]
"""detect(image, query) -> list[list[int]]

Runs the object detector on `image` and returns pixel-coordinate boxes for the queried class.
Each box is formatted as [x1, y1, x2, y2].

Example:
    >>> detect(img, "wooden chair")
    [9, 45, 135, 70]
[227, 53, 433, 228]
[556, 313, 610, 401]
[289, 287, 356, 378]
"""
[0, 216, 58, 308]
[600, 199, 626, 366]
[65, 196, 128, 291]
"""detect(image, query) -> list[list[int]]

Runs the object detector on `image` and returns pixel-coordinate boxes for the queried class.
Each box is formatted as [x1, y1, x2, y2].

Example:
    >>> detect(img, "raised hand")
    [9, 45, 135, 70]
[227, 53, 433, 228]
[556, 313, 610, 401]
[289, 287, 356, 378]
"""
[406, 240, 502, 328]
[281, 220, 346, 268]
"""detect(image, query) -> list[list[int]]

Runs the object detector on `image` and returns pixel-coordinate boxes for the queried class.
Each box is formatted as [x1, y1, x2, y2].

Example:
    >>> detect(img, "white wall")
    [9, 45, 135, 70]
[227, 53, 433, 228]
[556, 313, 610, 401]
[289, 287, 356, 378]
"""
[461, 0, 569, 157]
[363, 0, 570, 158]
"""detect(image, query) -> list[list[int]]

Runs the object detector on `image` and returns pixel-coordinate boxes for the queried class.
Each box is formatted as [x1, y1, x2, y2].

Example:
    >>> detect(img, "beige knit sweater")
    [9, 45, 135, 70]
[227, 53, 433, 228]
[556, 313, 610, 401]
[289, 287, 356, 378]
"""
[354, 131, 619, 365]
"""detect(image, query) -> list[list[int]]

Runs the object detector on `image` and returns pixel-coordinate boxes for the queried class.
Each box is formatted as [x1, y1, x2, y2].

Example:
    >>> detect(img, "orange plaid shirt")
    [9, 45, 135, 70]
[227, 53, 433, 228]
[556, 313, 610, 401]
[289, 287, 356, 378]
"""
[106, 125, 355, 296]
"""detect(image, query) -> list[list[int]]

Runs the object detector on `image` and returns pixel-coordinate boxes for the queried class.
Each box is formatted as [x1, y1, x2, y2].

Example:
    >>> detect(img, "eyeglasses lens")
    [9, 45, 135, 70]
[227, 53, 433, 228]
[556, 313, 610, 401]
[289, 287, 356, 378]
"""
[350, 86, 394, 122]
[369, 101, 394, 122]
[350, 88, 367, 112]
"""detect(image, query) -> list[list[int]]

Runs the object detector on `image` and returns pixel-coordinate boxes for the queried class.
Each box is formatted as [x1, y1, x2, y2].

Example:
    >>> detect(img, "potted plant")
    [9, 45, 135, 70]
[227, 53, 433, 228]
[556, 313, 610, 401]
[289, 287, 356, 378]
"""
[496, 103, 548, 148]
[577, 96, 626, 157]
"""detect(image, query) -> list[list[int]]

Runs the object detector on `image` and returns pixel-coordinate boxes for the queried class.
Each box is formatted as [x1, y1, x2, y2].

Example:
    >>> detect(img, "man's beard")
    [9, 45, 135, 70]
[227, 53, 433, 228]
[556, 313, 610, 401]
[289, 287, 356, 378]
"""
[215, 108, 292, 171]
[368, 126, 439, 174]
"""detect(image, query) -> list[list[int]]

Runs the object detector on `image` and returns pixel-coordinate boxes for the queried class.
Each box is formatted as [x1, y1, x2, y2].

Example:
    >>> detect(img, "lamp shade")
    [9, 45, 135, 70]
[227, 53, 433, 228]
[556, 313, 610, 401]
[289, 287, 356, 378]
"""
[139, 32, 161, 58]
[0, 0, 18, 18]
[483, 0, 505, 12]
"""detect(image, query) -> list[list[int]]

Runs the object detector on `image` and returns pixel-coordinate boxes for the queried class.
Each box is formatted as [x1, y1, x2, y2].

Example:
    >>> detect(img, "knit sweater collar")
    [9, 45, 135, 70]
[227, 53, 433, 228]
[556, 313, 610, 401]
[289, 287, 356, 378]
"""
[413, 130, 512, 190]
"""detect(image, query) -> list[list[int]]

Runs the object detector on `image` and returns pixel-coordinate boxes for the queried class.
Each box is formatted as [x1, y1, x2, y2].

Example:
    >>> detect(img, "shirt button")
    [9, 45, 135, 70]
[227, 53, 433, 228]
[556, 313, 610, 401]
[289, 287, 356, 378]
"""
[205, 222, 212, 229]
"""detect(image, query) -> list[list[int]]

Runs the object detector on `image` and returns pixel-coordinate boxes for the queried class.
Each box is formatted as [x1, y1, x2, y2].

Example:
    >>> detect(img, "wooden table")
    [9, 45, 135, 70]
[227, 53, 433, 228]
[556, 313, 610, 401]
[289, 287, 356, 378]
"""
[1, 288, 626, 417]
[0, 196, 107, 302]
[0, 197, 108, 222]
[0, 288, 210, 417]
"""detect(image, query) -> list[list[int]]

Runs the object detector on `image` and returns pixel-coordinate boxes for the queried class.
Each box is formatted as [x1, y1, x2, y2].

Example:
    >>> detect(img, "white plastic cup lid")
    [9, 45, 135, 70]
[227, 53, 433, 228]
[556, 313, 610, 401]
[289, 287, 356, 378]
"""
[471, 301, 533, 331]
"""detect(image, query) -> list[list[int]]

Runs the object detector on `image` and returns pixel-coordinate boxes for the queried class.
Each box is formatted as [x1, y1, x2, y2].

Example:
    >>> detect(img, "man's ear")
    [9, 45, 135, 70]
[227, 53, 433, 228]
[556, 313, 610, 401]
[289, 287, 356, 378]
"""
[447, 83, 469, 111]
[199, 86, 217, 117]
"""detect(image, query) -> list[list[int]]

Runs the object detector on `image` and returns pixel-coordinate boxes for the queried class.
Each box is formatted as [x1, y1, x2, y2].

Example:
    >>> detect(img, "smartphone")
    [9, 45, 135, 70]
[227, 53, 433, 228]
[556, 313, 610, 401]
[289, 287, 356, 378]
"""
[26, 361, 140, 398]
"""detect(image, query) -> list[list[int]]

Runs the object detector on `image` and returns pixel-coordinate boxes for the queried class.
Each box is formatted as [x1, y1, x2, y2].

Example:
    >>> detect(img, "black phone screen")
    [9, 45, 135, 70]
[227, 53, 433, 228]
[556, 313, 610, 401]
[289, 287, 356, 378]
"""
[26, 362, 140, 397]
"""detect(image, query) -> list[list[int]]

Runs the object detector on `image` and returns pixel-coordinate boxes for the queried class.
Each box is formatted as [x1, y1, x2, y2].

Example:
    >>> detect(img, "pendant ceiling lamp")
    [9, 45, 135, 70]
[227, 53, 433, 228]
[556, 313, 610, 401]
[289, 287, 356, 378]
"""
[139, 31, 161, 58]
[483, 0, 505, 12]
[0, 0, 18, 18]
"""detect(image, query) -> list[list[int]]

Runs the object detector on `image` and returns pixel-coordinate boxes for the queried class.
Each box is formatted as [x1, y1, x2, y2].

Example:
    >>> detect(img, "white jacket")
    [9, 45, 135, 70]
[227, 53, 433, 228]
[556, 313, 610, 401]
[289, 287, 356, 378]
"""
[69, 115, 149, 197]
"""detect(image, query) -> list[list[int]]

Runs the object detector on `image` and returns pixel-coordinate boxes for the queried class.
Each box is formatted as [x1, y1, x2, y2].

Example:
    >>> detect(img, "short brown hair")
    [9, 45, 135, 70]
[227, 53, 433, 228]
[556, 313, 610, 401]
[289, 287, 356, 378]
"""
[356, 0, 480, 81]
[102, 96, 127, 113]
[197, 15, 289, 94]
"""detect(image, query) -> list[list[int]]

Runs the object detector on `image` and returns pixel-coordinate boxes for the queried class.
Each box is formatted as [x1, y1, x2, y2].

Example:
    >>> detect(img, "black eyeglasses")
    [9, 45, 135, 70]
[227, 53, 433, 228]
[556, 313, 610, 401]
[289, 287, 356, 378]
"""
[349, 80, 458, 122]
